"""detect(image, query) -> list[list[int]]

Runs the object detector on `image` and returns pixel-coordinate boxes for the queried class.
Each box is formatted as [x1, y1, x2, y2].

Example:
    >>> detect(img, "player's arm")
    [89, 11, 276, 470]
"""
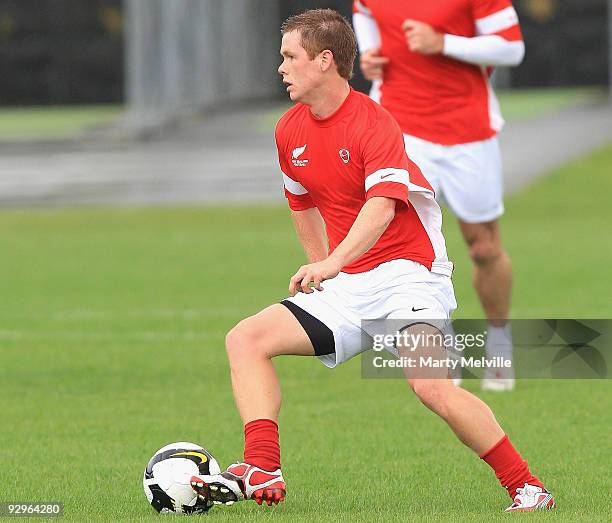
[277, 122, 327, 265]
[281, 173, 323, 263]
[290, 208, 328, 263]
[442, 34, 524, 67]
[288, 197, 396, 296]
[352, 0, 389, 81]
[325, 196, 396, 268]
[402, 3, 524, 67]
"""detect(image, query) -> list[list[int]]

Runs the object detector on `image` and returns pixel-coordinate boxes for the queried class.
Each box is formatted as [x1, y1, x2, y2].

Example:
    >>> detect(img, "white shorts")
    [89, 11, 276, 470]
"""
[403, 133, 504, 223]
[283, 259, 457, 368]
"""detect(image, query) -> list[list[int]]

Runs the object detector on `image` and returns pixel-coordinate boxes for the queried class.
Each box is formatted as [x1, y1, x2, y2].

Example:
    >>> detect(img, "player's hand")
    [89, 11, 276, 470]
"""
[402, 19, 445, 55]
[288, 259, 341, 296]
[359, 48, 389, 81]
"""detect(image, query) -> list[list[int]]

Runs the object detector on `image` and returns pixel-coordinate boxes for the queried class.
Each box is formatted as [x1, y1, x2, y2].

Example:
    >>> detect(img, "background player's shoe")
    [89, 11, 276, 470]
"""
[505, 484, 555, 512]
[449, 364, 462, 387]
[481, 367, 515, 391]
[191, 462, 286, 506]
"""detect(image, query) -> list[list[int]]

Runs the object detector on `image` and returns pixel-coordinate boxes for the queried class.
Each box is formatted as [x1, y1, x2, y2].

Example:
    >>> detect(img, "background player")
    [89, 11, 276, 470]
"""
[190, 9, 554, 513]
[353, 0, 525, 391]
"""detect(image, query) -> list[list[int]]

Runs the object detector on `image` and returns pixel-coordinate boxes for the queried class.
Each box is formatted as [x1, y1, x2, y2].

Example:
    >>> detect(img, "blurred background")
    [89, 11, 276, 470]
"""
[0, 0, 610, 205]
[1, 2, 612, 520]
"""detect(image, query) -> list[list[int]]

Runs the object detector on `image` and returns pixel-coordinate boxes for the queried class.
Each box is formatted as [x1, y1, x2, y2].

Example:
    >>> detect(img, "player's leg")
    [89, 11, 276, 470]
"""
[438, 137, 515, 390]
[381, 265, 552, 512]
[193, 282, 360, 507]
[225, 303, 317, 424]
[396, 322, 503, 453]
[459, 219, 515, 390]
[406, 376, 553, 510]
[398, 324, 553, 511]
[406, 376, 504, 454]
[459, 219, 512, 322]
[192, 303, 320, 506]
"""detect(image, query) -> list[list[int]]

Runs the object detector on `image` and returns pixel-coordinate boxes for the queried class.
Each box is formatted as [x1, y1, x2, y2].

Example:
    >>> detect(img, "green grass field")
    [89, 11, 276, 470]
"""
[1, 145, 611, 521]
[495, 86, 606, 121]
[0, 105, 122, 140]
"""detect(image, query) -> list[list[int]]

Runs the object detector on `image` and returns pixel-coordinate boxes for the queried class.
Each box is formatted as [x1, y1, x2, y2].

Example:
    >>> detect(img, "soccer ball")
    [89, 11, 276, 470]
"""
[143, 442, 221, 514]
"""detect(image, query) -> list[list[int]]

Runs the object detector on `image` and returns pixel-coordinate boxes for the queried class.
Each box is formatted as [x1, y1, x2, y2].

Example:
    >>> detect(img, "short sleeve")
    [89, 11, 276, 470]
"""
[275, 122, 315, 211]
[352, 0, 371, 16]
[360, 113, 410, 206]
[472, 0, 522, 40]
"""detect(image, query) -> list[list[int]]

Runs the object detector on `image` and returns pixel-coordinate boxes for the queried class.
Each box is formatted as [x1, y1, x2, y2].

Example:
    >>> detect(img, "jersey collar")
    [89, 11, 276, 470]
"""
[308, 87, 357, 127]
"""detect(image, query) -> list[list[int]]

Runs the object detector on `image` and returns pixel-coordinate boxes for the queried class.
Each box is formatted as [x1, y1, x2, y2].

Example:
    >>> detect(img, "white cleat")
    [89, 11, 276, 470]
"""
[481, 377, 515, 391]
[505, 483, 555, 512]
[481, 367, 515, 391]
[191, 462, 286, 506]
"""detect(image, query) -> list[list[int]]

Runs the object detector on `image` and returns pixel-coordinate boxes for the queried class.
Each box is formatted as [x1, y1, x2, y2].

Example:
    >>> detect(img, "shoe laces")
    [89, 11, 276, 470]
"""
[515, 483, 541, 501]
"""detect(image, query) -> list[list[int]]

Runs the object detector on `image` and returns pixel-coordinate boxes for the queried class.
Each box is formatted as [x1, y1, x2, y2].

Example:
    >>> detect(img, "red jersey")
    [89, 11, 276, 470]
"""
[353, 0, 523, 145]
[276, 88, 452, 276]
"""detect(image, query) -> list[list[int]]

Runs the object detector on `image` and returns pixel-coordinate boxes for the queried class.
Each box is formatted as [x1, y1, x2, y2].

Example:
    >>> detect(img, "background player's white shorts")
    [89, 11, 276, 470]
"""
[403, 133, 504, 223]
[284, 259, 457, 368]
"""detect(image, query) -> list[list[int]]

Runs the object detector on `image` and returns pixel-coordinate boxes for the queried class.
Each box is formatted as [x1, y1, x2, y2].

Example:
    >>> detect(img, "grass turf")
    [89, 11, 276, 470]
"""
[0, 105, 122, 140]
[495, 86, 606, 122]
[1, 145, 611, 521]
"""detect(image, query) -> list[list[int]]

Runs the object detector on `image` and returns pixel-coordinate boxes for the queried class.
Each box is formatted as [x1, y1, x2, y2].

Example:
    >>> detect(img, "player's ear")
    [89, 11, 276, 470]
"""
[319, 49, 334, 72]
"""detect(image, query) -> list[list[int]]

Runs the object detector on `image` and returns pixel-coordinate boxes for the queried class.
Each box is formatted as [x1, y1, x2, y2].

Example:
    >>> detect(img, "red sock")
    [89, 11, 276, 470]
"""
[480, 435, 544, 499]
[243, 419, 281, 471]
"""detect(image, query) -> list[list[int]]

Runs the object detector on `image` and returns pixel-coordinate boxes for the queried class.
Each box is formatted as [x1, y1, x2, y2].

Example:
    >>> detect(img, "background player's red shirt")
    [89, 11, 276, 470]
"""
[353, 0, 523, 145]
[276, 88, 453, 276]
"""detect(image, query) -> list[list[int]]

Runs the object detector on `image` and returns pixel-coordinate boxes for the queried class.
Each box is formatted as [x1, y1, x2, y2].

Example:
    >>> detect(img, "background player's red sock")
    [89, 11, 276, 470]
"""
[243, 419, 281, 471]
[480, 435, 544, 499]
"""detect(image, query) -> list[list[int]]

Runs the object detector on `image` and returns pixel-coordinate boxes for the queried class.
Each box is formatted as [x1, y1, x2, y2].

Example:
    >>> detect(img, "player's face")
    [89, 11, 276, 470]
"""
[278, 31, 322, 103]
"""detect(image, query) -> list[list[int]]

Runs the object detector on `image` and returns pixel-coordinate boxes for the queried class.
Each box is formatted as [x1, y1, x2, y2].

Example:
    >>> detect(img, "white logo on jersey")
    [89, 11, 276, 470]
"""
[292, 144, 307, 159]
[339, 148, 350, 164]
[292, 144, 309, 167]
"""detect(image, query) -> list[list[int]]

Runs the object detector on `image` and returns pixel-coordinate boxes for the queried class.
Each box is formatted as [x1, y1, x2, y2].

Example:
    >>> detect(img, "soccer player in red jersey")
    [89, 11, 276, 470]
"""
[353, 0, 524, 391]
[190, 9, 554, 513]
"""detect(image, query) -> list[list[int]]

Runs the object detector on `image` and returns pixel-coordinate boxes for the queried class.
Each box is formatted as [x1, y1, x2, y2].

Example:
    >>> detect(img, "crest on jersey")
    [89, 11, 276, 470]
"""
[292, 144, 308, 167]
[339, 148, 350, 164]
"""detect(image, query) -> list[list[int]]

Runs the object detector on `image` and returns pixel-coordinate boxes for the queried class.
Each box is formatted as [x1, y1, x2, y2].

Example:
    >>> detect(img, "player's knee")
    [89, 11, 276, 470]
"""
[410, 379, 450, 417]
[225, 319, 262, 363]
[225, 324, 245, 362]
[468, 237, 501, 266]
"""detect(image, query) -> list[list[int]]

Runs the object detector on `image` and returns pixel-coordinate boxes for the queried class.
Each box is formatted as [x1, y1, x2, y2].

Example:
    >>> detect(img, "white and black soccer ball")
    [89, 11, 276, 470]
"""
[143, 442, 221, 515]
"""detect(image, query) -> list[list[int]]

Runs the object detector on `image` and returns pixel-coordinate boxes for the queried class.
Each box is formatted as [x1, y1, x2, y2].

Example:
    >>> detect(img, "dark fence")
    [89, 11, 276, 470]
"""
[0, 0, 608, 106]
[0, 0, 123, 105]
[515, 0, 609, 87]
